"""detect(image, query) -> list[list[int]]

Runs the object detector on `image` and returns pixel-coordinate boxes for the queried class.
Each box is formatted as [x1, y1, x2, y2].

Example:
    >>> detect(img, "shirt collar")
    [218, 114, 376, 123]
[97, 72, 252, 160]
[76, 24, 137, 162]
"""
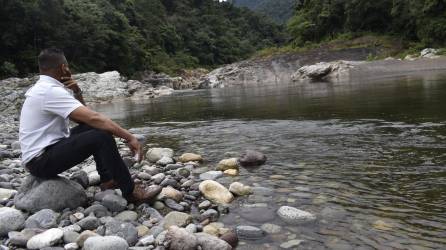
[39, 75, 65, 87]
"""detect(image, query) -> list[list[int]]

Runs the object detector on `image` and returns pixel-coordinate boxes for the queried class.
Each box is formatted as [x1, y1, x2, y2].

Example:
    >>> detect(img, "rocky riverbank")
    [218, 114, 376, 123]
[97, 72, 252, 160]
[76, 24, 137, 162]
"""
[197, 48, 446, 88]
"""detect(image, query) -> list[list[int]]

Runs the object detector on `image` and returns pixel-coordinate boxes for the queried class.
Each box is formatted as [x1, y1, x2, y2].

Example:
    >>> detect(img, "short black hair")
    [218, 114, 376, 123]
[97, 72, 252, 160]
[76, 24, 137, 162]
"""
[38, 48, 67, 71]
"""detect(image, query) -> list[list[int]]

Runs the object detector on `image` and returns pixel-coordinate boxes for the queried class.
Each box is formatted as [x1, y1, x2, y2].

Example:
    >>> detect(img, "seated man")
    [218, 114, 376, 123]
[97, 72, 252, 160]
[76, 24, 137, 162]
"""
[19, 48, 161, 203]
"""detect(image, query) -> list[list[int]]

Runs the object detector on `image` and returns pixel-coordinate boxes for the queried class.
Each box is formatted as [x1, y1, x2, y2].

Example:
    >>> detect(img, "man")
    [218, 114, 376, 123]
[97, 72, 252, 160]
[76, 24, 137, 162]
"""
[19, 48, 161, 203]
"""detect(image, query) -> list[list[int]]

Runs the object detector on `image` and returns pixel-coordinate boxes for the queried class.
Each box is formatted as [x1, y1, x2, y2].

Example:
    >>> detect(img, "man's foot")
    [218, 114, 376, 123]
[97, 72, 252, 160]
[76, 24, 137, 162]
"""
[100, 179, 119, 191]
[127, 184, 162, 204]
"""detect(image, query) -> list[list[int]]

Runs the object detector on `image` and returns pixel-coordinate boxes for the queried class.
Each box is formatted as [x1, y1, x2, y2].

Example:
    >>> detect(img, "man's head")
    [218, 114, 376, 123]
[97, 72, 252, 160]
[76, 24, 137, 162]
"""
[38, 48, 71, 81]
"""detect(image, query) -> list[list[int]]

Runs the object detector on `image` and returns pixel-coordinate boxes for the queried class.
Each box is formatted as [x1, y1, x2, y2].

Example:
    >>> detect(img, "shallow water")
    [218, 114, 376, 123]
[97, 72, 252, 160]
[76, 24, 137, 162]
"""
[93, 71, 446, 249]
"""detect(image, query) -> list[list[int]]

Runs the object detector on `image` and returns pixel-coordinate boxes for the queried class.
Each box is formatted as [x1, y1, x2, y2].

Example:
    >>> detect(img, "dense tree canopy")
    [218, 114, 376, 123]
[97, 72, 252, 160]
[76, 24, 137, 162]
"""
[0, 0, 285, 78]
[233, 0, 296, 24]
[287, 0, 446, 47]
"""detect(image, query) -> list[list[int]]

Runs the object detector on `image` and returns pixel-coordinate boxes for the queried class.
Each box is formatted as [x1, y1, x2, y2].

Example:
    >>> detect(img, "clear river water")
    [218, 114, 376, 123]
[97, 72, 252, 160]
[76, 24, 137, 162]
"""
[93, 71, 446, 249]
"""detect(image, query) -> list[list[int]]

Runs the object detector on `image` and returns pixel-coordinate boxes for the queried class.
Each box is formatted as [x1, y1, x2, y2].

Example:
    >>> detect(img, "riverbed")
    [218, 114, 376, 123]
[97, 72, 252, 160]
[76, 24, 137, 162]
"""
[93, 70, 446, 249]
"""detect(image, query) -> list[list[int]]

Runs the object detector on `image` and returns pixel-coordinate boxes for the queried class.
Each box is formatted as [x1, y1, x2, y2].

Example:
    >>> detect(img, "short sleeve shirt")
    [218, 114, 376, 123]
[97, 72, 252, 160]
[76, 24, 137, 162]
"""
[19, 75, 83, 164]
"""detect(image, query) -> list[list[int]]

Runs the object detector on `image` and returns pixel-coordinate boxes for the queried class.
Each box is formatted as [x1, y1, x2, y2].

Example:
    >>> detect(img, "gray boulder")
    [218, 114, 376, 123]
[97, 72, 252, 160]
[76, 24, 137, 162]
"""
[0, 207, 25, 236]
[238, 150, 267, 167]
[83, 236, 129, 250]
[14, 176, 87, 213]
[25, 209, 59, 229]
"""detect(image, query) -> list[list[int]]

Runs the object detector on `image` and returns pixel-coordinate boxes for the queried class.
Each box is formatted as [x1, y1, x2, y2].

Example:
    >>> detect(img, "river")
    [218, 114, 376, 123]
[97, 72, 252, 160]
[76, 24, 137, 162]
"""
[93, 71, 446, 249]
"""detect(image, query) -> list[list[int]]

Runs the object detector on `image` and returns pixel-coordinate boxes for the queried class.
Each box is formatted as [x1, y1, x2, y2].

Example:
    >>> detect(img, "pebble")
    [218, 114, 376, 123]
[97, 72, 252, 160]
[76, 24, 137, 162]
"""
[280, 239, 303, 249]
[261, 223, 282, 234]
[114, 210, 138, 222]
[76, 216, 100, 230]
[163, 211, 192, 229]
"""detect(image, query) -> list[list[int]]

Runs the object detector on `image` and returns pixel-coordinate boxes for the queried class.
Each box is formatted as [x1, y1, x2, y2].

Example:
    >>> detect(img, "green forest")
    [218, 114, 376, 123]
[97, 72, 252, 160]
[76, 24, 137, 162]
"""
[233, 0, 296, 24]
[1, 0, 446, 79]
[0, 0, 285, 78]
[288, 0, 446, 47]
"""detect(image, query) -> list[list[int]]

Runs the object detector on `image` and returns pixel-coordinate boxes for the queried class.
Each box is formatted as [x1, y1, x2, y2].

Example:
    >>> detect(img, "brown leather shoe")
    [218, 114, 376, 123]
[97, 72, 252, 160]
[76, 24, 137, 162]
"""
[127, 184, 162, 204]
[100, 179, 119, 191]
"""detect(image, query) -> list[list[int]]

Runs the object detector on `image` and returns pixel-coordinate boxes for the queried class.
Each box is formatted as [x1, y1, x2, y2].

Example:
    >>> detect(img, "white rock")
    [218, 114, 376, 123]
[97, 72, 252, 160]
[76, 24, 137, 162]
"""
[0, 188, 17, 201]
[27, 228, 64, 249]
[64, 242, 79, 250]
[277, 206, 316, 224]
[146, 148, 174, 163]
[88, 171, 101, 186]
[83, 235, 129, 250]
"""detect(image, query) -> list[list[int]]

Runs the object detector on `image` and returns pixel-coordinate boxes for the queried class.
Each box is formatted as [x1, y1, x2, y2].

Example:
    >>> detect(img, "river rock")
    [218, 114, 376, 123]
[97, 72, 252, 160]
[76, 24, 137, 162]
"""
[105, 220, 138, 245]
[229, 182, 252, 196]
[195, 232, 232, 250]
[165, 198, 185, 211]
[83, 236, 129, 250]
[238, 150, 267, 167]
[280, 239, 303, 249]
[216, 158, 239, 171]
[165, 226, 197, 250]
[25, 209, 59, 229]
[157, 186, 183, 202]
[14, 176, 87, 213]
[0, 207, 25, 236]
[64, 242, 79, 250]
[277, 206, 316, 224]
[0, 187, 17, 201]
[26, 228, 64, 249]
[101, 193, 127, 212]
[219, 230, 238, 248]
[199, 171, 223, 180]
[421, 48, 439, 58]
[84, 204, 111, 218]
[163, 211, 192, 229]
[179, 153, 203, 163]
[199, 180, 234, 204]
[114, 210, 138, 222]
[75, 230, 98, 247]
[9, 229, 41, 246]
[261, 223, 282, 234]
[146, 148, 174, 163]
[223, 169, 239, 176]
[235, 225, 264, 240]
[76, 215, 100, 230]
[157, 156, 174, 166]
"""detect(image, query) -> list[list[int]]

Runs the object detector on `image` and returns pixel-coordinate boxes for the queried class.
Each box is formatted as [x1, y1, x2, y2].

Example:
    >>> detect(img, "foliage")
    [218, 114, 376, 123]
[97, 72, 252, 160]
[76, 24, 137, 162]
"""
[0, 0, 285, 78]
[233, 0, 296, 24]
[287, 0, 446, 48]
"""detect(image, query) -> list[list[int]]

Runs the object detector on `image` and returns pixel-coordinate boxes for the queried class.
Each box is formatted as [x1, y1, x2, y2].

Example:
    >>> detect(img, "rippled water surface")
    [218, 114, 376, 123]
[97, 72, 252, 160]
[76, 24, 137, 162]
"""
[93, 72, 446, 249]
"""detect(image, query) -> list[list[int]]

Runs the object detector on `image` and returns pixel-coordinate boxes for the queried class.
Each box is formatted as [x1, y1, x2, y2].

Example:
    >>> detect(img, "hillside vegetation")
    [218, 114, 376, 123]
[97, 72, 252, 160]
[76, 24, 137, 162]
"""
[0, 0, 285, 78]
[233, 0, 296, 24]
[288, 0, 446, 48]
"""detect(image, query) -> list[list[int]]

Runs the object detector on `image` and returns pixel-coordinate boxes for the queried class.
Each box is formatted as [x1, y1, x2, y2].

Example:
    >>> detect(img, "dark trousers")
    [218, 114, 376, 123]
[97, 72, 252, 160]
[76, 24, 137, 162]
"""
[26, 124, 134, 197]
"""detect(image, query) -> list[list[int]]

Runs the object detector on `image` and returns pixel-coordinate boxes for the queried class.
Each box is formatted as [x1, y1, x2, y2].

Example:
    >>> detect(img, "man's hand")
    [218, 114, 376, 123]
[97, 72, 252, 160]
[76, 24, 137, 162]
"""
[61, 76, 81, 94]
[127, 137, 143, 163]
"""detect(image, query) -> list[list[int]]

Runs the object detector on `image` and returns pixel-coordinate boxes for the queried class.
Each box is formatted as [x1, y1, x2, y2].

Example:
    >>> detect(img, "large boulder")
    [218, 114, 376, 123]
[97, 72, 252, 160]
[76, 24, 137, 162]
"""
[0, 207, 25, 236]
[146, 148, 174, 163]
[14, 176, 87, 213]
[238, 150, 267, 167]
[199, 180, 234, 205]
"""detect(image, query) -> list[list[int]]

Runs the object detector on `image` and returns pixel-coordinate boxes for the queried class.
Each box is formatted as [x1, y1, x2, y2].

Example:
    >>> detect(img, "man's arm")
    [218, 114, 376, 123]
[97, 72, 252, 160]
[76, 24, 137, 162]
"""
[69, 106, 142, 161]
